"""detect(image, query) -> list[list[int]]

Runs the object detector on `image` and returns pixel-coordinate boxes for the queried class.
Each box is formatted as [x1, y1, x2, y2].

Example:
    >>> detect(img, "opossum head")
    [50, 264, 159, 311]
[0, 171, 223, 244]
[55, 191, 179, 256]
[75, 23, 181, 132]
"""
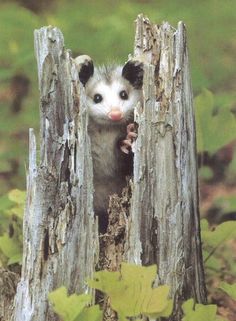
[75, 56, 143, 126]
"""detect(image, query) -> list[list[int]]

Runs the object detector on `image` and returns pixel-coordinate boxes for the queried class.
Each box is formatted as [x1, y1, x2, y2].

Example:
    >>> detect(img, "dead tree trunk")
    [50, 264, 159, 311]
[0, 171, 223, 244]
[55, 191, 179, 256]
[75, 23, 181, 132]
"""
[11, 15, 206, 321]
[13, 27, 99, 321]
[126, 15, 207, 320]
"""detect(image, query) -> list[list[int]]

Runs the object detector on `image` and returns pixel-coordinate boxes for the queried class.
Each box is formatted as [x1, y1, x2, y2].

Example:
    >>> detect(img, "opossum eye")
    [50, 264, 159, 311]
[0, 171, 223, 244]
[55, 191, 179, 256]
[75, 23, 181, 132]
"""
[93, 94, 103, 103]
[119, 90, 128, 100]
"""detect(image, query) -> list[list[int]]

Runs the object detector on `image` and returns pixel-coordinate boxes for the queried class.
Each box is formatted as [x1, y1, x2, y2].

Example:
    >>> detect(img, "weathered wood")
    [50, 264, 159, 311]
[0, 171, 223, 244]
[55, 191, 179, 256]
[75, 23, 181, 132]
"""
[13, 27, 99, 321]
[99, 185, 131, 321]
[126, 15, 207, 319]
[0, 269, 19, 321]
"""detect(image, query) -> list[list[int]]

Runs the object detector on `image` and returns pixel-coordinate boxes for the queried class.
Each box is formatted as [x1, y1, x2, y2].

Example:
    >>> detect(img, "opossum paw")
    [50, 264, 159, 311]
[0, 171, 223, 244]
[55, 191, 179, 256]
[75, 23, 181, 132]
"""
[120, 123, 137, 154]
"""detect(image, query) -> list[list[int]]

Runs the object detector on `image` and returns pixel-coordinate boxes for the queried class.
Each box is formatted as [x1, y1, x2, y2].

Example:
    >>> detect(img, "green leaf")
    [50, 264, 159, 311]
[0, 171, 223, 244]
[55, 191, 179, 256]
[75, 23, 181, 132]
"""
[195, 89, 236, 153]
[75, 305, 102, 321]
[88, 263, 172, 319]
[226, 149, 236, 182]
[0, 233, 22, 264]
[7, 253, 22, 265]
[8, 189, 26, 205]
[48, 287, 92, 321]
[201, 221, 236, 248]
[182, 299, 218, 321]
[202, 249, 221, 272]
[0, 195, 14, 211]
[6, 206, 24, 219]
[200, 219, 209, 232]
[219, 282, 236, 300]
[88, 270, 121, 294]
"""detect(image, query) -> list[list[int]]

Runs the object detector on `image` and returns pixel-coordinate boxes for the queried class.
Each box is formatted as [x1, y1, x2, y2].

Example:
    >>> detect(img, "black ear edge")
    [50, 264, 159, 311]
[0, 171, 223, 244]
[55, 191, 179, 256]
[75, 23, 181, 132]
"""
[122, 60, 144, 89]
[74, 55, 94, 86]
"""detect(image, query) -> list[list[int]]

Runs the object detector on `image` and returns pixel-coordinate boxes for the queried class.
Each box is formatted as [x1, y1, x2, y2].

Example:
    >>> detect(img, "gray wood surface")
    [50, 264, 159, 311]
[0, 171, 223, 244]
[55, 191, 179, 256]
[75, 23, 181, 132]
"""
[13, 26, 99, 321]
[127, 15, 206, 320]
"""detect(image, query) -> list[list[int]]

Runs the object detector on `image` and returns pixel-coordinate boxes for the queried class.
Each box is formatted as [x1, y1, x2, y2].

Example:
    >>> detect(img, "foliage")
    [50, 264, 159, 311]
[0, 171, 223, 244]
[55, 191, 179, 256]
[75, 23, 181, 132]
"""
[49, 265, 234, 321]
[0, 3, 42, 80]
[195, 89, 236, 154]
[201, 219, 236, 248]
[49, 264, 172, 321]
[182, 299, 226, 321]
[219, 282, 236, 301]
[88, 263, 173, 320]
[226, 149, 236, 183]
[0, 189, 25, 266]
[52, 0, 236, 92]
[201, 219, 236, 282]
[1, 0, 236, 89]
[0, 3, 41, 194]
[48, 287, 102, 321]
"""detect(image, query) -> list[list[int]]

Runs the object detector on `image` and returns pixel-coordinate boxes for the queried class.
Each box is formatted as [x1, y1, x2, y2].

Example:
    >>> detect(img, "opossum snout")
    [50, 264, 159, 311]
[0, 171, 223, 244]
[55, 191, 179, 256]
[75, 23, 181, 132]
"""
[108, 108, 124, 121]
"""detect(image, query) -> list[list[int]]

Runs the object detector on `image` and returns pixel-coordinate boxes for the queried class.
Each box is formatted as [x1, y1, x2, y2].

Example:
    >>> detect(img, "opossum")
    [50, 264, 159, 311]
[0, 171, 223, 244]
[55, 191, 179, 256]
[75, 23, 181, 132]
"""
[74, 55, 143, 232]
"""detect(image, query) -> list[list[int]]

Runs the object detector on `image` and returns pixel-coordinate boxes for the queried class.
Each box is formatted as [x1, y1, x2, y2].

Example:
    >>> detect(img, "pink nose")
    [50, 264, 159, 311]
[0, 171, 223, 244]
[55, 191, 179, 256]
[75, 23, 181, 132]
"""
[108, 108, 123, 121]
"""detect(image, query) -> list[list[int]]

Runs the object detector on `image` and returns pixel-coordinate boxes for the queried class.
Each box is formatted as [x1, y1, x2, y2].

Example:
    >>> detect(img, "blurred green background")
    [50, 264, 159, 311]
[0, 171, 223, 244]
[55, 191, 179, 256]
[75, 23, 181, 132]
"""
[0, 0, 236, 212]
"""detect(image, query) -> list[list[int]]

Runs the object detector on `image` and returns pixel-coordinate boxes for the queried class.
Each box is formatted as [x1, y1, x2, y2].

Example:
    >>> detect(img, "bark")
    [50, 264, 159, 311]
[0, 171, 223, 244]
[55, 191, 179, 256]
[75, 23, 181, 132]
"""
[99, 184, 131, 321]
[0, 269, 19, 321]
[126, 15, 207, 320]
[13, 27, 99, 321]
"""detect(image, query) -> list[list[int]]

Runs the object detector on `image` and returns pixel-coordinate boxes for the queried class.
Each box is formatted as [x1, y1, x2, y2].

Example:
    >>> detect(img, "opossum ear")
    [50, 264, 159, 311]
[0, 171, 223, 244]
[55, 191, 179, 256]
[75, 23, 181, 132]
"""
[122, 60, 144, 89]
[74, 55, 94, 86]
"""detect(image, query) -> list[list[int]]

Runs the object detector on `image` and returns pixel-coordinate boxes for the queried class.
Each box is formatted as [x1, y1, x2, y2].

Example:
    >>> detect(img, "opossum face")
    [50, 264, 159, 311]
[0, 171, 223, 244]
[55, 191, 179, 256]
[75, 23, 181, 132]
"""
[76, 57, 143, 126]
[85, 71, 142, 125]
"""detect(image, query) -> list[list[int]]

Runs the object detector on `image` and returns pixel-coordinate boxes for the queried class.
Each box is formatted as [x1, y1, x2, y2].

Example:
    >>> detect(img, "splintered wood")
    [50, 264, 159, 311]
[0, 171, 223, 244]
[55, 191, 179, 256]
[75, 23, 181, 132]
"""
[13, 27, 98, 321]
[127, 15, 206, 320]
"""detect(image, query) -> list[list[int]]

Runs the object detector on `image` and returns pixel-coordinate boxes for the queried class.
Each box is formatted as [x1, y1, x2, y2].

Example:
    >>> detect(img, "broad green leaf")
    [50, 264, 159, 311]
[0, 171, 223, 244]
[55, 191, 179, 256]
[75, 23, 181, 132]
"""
[182, 298, 195, 315]
[88, 263, 172, 319]
[195, 89, 236, 153]
[226, 150, 236, 182]
[75, 305, 102, 321]
[5, 205, 24, 219]
[7, 253, 22, 265]
[8, 189, 26, 205]
[0, 233, 22, 264]
[88, 270, 121, 294]
[0, 195, 13, 211]
[202, 249, 221, 272]
[182, 299, 218, 321]
[219, 282, 236, 300]
[146, 285, 173, 319]
[48, 287, 92, 321]
[200, 219, 209, 231]
[143, 285, 171, 315]
[201, 221, 236, 248]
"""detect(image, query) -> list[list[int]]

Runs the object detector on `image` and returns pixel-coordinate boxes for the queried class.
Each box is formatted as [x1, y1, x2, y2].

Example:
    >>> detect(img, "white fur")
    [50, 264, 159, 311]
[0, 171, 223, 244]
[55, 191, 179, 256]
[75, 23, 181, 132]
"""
[85, 76, 141, 126]
[84, 65, 142, 220]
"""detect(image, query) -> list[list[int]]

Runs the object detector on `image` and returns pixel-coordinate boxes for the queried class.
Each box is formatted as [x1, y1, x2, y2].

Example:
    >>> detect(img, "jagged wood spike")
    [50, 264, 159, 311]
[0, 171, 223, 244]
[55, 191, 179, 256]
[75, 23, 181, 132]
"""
[13, 26, 98, 321]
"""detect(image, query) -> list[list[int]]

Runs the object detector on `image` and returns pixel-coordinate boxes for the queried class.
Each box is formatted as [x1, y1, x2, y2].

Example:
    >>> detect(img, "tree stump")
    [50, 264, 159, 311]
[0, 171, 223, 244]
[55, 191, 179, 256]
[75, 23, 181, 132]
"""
[12, 16, 206, 321]
[127, 15, 207, 320]
[13, 27, 99, 321]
